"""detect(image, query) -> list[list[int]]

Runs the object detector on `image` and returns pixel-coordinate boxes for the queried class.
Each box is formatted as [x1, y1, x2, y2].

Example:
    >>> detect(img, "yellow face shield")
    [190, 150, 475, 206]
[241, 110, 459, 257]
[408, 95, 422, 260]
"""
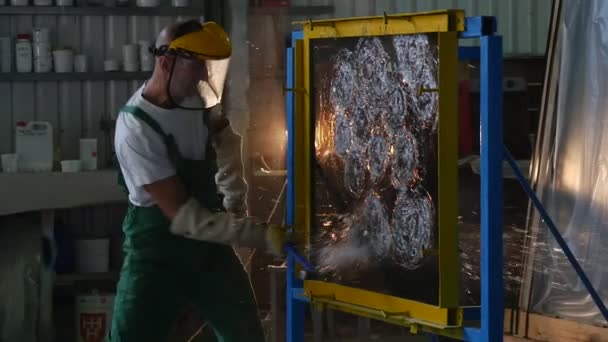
[168, 21, 231, 61]
[168, 21, 231, 109]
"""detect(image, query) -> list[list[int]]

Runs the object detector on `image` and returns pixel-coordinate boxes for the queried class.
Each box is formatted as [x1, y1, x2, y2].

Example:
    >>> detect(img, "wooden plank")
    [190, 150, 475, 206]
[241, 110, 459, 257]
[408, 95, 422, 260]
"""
[506, 309, 608, 342]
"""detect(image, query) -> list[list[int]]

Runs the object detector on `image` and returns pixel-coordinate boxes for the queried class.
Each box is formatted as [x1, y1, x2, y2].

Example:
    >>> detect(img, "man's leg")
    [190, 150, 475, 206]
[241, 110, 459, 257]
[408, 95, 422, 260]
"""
[109, 256, 185, 342]
[194, 246, 266, 342]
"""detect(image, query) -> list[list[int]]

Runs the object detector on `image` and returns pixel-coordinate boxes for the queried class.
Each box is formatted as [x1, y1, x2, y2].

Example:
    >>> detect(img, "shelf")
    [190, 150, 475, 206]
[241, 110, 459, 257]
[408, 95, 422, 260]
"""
[54, 271, 119, 286]
[0, 5, 204, 16]
[0, 169, 126, 216]
[1, 71, 151, 82]
[249, 5, 333, 16]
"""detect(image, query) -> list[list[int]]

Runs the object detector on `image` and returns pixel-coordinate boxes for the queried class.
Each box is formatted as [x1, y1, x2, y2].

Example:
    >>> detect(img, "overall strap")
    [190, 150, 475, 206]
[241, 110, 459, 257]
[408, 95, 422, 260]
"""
[121, 106, 171, 147]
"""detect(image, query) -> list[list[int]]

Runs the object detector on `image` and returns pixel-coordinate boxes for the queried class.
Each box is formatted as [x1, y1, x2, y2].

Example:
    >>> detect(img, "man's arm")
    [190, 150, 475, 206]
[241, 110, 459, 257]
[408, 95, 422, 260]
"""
[143, 174, 283, 254]
[208, 105, 248, 216]
[143, 175, 188, 219]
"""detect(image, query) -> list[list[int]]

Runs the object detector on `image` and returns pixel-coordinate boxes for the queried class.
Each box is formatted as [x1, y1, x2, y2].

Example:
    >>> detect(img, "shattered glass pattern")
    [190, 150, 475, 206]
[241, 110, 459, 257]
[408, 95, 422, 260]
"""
[334, 110, 352, 157]
[390, 132, 419, 188]
[357, 193, 393, 261]
[392, 188, 434, 269]
[343, 148, 368, 198]
[352, 103, 371, 146]
[393, 35, 439, 130]
[312, 33, 440, 303]
[329, 49, 356, 112]
[367, 132, 389, 185]
[383, 86, 408, 136]
[355, 38, 392, 99]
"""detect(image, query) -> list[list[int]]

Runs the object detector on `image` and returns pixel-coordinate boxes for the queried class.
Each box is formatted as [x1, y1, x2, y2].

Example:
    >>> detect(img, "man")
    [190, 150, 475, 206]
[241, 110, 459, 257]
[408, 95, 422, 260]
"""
[110, 20, 284, 341]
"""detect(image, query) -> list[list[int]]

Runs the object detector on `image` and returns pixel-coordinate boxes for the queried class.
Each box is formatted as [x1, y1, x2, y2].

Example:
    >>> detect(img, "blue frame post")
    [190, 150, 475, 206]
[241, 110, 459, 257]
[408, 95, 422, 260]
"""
[479, 34, 504, 342]
[460, 16, 503, 342]
[286, 31, 305, 342]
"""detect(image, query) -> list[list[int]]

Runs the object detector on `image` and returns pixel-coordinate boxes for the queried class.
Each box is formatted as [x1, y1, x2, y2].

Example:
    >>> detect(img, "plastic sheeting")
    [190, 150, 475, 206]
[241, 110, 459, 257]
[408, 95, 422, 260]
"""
[527, 0, 608, 325]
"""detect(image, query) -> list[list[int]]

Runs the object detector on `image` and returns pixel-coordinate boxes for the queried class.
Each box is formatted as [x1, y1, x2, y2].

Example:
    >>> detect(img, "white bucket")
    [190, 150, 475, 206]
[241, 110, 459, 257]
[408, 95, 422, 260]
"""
[75, 293, 115, 342]
[75, 239, 109, 273]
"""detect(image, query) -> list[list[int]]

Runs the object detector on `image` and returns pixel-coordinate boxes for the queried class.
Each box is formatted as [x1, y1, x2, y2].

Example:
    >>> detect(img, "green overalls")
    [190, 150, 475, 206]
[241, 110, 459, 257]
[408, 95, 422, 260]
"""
[110, 106, 265, 342]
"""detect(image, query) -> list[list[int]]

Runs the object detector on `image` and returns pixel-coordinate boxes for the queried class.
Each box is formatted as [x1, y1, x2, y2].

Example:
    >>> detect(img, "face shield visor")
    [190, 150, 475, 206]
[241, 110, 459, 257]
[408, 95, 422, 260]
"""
[161, 21, 232, 110]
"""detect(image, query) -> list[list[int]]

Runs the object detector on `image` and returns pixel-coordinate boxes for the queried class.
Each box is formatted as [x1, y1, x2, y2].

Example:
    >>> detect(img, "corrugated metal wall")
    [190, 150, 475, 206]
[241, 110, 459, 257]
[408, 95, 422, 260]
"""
[0, 9, 207, 164]
[293, 0, 552, 56]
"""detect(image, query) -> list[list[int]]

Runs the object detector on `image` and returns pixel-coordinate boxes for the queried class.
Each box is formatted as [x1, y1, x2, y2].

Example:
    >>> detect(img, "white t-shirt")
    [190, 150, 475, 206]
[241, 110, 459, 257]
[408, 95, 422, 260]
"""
[114, 85, 208, 207]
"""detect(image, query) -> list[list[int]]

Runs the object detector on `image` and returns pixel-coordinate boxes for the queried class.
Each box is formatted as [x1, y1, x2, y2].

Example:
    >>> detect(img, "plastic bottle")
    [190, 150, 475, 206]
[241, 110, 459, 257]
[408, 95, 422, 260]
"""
[15, 33, 32, 73]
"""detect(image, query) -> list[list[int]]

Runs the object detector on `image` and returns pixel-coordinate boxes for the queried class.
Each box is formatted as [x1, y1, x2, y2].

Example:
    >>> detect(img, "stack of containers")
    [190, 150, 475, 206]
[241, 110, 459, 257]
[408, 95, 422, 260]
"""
[32, 28, 52, 73]
[138, 40, 154, 71]
[122, 44, 139, 72]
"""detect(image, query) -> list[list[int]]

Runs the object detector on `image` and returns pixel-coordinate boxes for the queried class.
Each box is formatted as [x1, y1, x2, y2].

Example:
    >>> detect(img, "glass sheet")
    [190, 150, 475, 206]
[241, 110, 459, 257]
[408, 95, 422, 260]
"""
[309, 34, 441, 305]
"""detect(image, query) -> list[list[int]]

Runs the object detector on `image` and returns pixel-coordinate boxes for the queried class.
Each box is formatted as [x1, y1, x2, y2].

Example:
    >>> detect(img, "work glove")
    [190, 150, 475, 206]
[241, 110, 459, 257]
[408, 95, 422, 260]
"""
[266, 225, 308, 256]
[170, 198, 289, 256]
[208, 105, 249, 218]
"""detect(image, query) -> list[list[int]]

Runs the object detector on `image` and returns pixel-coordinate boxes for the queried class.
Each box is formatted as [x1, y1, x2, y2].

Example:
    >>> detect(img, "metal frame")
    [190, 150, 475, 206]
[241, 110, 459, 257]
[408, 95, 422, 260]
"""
[298, 11, 463, 326]
[285, 13, 504, 342]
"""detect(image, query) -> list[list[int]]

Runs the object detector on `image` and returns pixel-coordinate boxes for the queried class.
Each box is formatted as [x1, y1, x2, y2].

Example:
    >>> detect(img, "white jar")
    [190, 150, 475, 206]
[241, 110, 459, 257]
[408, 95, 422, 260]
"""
[15, 34, 32, 73]
[52, 49, 73, 73]
[34, 56, 52, 73]
[33, 42, 51, 58]
[32, 27, 50, 43]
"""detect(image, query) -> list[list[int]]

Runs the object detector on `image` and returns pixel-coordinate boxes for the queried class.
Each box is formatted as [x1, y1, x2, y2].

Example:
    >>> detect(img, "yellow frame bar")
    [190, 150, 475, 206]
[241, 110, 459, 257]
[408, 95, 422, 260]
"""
[298, 10, 464, 39]
[437, 31, 460, 308]
[295, 10, 463, 330]
[306, 280, 463, 327]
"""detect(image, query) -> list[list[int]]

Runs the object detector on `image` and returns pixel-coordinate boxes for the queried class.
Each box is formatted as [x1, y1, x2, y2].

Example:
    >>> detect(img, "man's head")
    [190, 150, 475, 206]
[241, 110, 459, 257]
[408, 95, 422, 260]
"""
[150, 20, 231, 105]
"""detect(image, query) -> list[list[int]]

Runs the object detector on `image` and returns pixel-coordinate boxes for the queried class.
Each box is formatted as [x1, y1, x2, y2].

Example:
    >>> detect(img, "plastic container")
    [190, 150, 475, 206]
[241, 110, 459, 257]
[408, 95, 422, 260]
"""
[104, 59, 119, 71]
[75, 293, 115, 342]
[122, 44, 138, 71]
[74, 54, 88, 72]
[33, 42, 51, 58]
[32, 28, 50, 43]
[52, 49, 73, 73]
[15, 33, 32, 73]
[79, 138, 97, 170]
[138, 40, 153, 71]
[34, 56, 52, 73]
[16, 121, 53, 172]
[1, 154, 18, 173]
[75, 239, 109, 273]
[60, 160, 81, 172]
